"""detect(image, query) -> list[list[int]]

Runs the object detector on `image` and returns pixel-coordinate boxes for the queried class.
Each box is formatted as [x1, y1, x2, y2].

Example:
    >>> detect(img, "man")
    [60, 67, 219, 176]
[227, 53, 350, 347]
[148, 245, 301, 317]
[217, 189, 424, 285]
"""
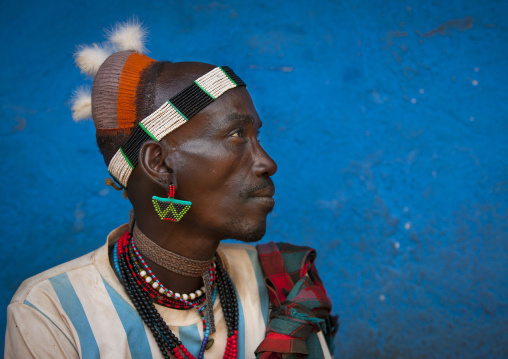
[5, 21, 336, 358]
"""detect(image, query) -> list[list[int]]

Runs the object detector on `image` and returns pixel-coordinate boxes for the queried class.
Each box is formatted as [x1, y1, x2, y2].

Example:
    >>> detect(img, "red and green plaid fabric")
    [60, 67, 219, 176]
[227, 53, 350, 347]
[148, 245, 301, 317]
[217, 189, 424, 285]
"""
[255, 242, 338, 358]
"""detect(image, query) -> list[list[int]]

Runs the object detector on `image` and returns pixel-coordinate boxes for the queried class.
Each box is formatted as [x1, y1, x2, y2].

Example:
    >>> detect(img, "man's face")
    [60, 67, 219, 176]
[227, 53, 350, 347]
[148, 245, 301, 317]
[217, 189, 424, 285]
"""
[164, 87, 277, 242]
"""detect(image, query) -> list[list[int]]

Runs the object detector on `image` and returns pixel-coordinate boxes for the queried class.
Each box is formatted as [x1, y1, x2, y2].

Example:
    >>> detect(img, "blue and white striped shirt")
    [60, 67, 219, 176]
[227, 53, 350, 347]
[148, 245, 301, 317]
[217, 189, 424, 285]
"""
[5, 224, 272, 358]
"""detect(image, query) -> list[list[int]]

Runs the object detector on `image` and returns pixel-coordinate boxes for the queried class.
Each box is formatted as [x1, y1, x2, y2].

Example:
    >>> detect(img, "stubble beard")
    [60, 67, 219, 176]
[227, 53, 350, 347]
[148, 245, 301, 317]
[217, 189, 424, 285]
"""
[219, 215, 269, 243]
[218, 177, 275, 242]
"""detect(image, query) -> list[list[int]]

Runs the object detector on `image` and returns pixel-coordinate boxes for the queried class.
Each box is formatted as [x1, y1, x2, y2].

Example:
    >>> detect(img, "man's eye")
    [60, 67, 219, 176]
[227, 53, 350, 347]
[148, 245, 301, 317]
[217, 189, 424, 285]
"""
[231, 130, 242, 138]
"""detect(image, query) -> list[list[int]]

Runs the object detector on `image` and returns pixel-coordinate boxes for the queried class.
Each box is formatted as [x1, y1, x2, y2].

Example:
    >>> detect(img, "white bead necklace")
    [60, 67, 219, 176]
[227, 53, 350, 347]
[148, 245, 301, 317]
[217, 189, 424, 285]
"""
[139, 269, 207, 300]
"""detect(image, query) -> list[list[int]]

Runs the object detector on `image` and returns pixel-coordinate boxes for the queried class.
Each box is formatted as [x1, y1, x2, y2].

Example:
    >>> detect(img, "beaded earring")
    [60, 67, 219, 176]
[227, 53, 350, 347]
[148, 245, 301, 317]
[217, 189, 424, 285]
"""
[152, 184, 191, 221]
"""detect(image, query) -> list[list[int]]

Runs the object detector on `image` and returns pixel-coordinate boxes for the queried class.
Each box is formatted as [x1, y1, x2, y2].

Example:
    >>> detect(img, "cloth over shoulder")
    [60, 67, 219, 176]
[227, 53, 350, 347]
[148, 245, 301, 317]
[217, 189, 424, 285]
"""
[255, 241, 339, 359]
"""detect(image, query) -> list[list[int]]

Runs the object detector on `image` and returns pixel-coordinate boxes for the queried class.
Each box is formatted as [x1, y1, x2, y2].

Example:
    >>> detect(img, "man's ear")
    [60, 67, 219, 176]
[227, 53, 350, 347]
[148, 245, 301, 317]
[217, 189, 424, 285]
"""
[138, 140, 174, 186]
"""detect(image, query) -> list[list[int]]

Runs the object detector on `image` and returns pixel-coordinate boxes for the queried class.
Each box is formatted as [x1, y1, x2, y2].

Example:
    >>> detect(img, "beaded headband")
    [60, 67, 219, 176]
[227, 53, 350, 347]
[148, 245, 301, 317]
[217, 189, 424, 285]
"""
[70, 21, 246, 188]
[108, 66, 246, 188]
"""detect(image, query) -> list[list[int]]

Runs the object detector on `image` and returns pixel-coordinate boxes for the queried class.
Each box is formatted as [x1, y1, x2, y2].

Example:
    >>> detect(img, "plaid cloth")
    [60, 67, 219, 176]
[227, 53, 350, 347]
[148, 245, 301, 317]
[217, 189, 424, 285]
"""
[255, 242, 339, 359]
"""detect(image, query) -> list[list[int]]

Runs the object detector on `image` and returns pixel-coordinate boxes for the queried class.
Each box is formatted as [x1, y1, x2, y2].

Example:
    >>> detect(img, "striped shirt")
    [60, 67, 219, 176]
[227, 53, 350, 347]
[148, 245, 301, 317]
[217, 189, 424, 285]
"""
[5, 225, 331, 358]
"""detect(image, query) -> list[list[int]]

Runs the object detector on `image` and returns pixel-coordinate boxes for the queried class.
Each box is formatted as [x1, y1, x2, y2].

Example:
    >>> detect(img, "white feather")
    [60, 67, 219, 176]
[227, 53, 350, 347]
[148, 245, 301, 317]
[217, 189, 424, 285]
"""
[108, 19, 147, 53]
[74, 43, 111, 77]
[71, 87, 92, 122]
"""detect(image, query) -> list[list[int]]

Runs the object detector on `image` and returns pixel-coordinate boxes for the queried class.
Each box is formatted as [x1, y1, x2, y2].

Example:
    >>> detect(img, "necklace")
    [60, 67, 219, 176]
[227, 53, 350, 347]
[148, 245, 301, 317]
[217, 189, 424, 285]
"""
[131, 236, 212, 306]
[114, 231, 239, 359]
[132, 225, 217, 330]
[133, 224, 212, 276]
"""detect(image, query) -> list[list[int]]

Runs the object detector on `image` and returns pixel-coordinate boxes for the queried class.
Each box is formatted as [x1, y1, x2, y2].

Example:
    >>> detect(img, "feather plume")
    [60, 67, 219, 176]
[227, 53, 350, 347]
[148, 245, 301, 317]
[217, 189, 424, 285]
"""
[74, 43, 111, 77]
[71, 87, 92, 122]
[108, 19, 147, 53]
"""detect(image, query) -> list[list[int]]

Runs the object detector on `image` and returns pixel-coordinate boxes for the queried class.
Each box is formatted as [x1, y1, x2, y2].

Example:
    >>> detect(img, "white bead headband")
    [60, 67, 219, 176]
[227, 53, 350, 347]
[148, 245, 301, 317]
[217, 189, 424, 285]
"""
[108, 66, 246, 188]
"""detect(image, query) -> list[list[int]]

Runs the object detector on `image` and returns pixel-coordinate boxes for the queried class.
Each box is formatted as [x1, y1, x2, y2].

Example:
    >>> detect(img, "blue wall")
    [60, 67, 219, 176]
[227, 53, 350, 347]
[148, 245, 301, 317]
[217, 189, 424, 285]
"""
[1, 1, 507, 357]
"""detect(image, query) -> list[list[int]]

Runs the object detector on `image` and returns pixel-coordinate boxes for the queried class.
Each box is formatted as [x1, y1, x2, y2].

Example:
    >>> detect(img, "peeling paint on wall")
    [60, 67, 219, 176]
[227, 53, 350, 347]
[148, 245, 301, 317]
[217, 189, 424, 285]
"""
[1, 0, 507, 358]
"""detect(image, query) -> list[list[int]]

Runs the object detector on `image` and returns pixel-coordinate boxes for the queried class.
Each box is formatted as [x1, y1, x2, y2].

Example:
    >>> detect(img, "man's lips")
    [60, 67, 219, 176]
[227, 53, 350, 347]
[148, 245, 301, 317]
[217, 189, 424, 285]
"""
[240, 178, 276, 203]
[249, 186, 275, 198]
[249, 185, 276, 211]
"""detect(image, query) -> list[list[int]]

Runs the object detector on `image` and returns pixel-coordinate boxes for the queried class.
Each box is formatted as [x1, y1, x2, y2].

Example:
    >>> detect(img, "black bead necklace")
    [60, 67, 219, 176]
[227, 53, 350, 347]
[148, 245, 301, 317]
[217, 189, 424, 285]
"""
[115, 233, 240, 359]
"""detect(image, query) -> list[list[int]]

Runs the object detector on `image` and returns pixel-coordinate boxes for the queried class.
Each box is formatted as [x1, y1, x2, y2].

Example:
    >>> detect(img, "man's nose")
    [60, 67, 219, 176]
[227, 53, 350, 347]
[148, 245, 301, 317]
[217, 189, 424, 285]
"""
[253, 145, 277, 177]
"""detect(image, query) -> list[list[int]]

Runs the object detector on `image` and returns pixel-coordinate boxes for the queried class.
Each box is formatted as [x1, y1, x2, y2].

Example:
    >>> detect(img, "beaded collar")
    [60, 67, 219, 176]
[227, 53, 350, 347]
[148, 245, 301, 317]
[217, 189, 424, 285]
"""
[132, 224, 213, 277]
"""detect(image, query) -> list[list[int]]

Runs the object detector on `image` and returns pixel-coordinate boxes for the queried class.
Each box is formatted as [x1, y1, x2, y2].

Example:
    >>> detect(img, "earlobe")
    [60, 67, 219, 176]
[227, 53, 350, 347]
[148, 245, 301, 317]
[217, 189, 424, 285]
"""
[138, 140, 174, 186]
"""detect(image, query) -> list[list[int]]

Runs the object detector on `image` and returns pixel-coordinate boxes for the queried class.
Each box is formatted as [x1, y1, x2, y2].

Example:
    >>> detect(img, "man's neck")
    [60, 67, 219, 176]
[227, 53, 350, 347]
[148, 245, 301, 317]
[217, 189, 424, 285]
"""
[133, 216, 221, 295]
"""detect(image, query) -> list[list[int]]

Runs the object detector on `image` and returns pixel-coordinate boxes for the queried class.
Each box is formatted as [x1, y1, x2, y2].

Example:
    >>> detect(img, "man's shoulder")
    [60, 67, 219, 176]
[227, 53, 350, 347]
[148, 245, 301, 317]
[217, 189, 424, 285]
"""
[218, 241, 315, 259]
[10, 245, 105, 305]
[218, 242, 258, 253]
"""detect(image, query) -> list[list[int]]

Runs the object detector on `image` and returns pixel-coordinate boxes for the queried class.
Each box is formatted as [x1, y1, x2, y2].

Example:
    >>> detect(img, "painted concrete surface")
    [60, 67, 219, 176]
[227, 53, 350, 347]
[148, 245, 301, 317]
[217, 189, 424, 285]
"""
[1, 0, 507, 357]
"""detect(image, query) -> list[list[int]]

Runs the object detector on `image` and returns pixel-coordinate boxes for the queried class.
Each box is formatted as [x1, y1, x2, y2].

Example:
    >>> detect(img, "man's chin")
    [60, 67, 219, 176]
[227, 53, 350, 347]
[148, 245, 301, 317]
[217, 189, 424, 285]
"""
[220, 218, 267, 243]
[232, 227, 266, 243]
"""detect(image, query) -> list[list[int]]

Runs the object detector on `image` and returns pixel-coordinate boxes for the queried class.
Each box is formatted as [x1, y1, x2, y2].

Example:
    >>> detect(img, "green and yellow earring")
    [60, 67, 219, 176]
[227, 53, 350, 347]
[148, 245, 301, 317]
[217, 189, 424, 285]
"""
[152, 184, 192, 222]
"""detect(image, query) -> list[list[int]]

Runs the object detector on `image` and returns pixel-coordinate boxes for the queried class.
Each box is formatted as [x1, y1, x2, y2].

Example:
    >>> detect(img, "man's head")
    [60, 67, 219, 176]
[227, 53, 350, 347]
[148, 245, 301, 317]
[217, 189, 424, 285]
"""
[128, 61, 277, 242]
[73, 25, 277, 243]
